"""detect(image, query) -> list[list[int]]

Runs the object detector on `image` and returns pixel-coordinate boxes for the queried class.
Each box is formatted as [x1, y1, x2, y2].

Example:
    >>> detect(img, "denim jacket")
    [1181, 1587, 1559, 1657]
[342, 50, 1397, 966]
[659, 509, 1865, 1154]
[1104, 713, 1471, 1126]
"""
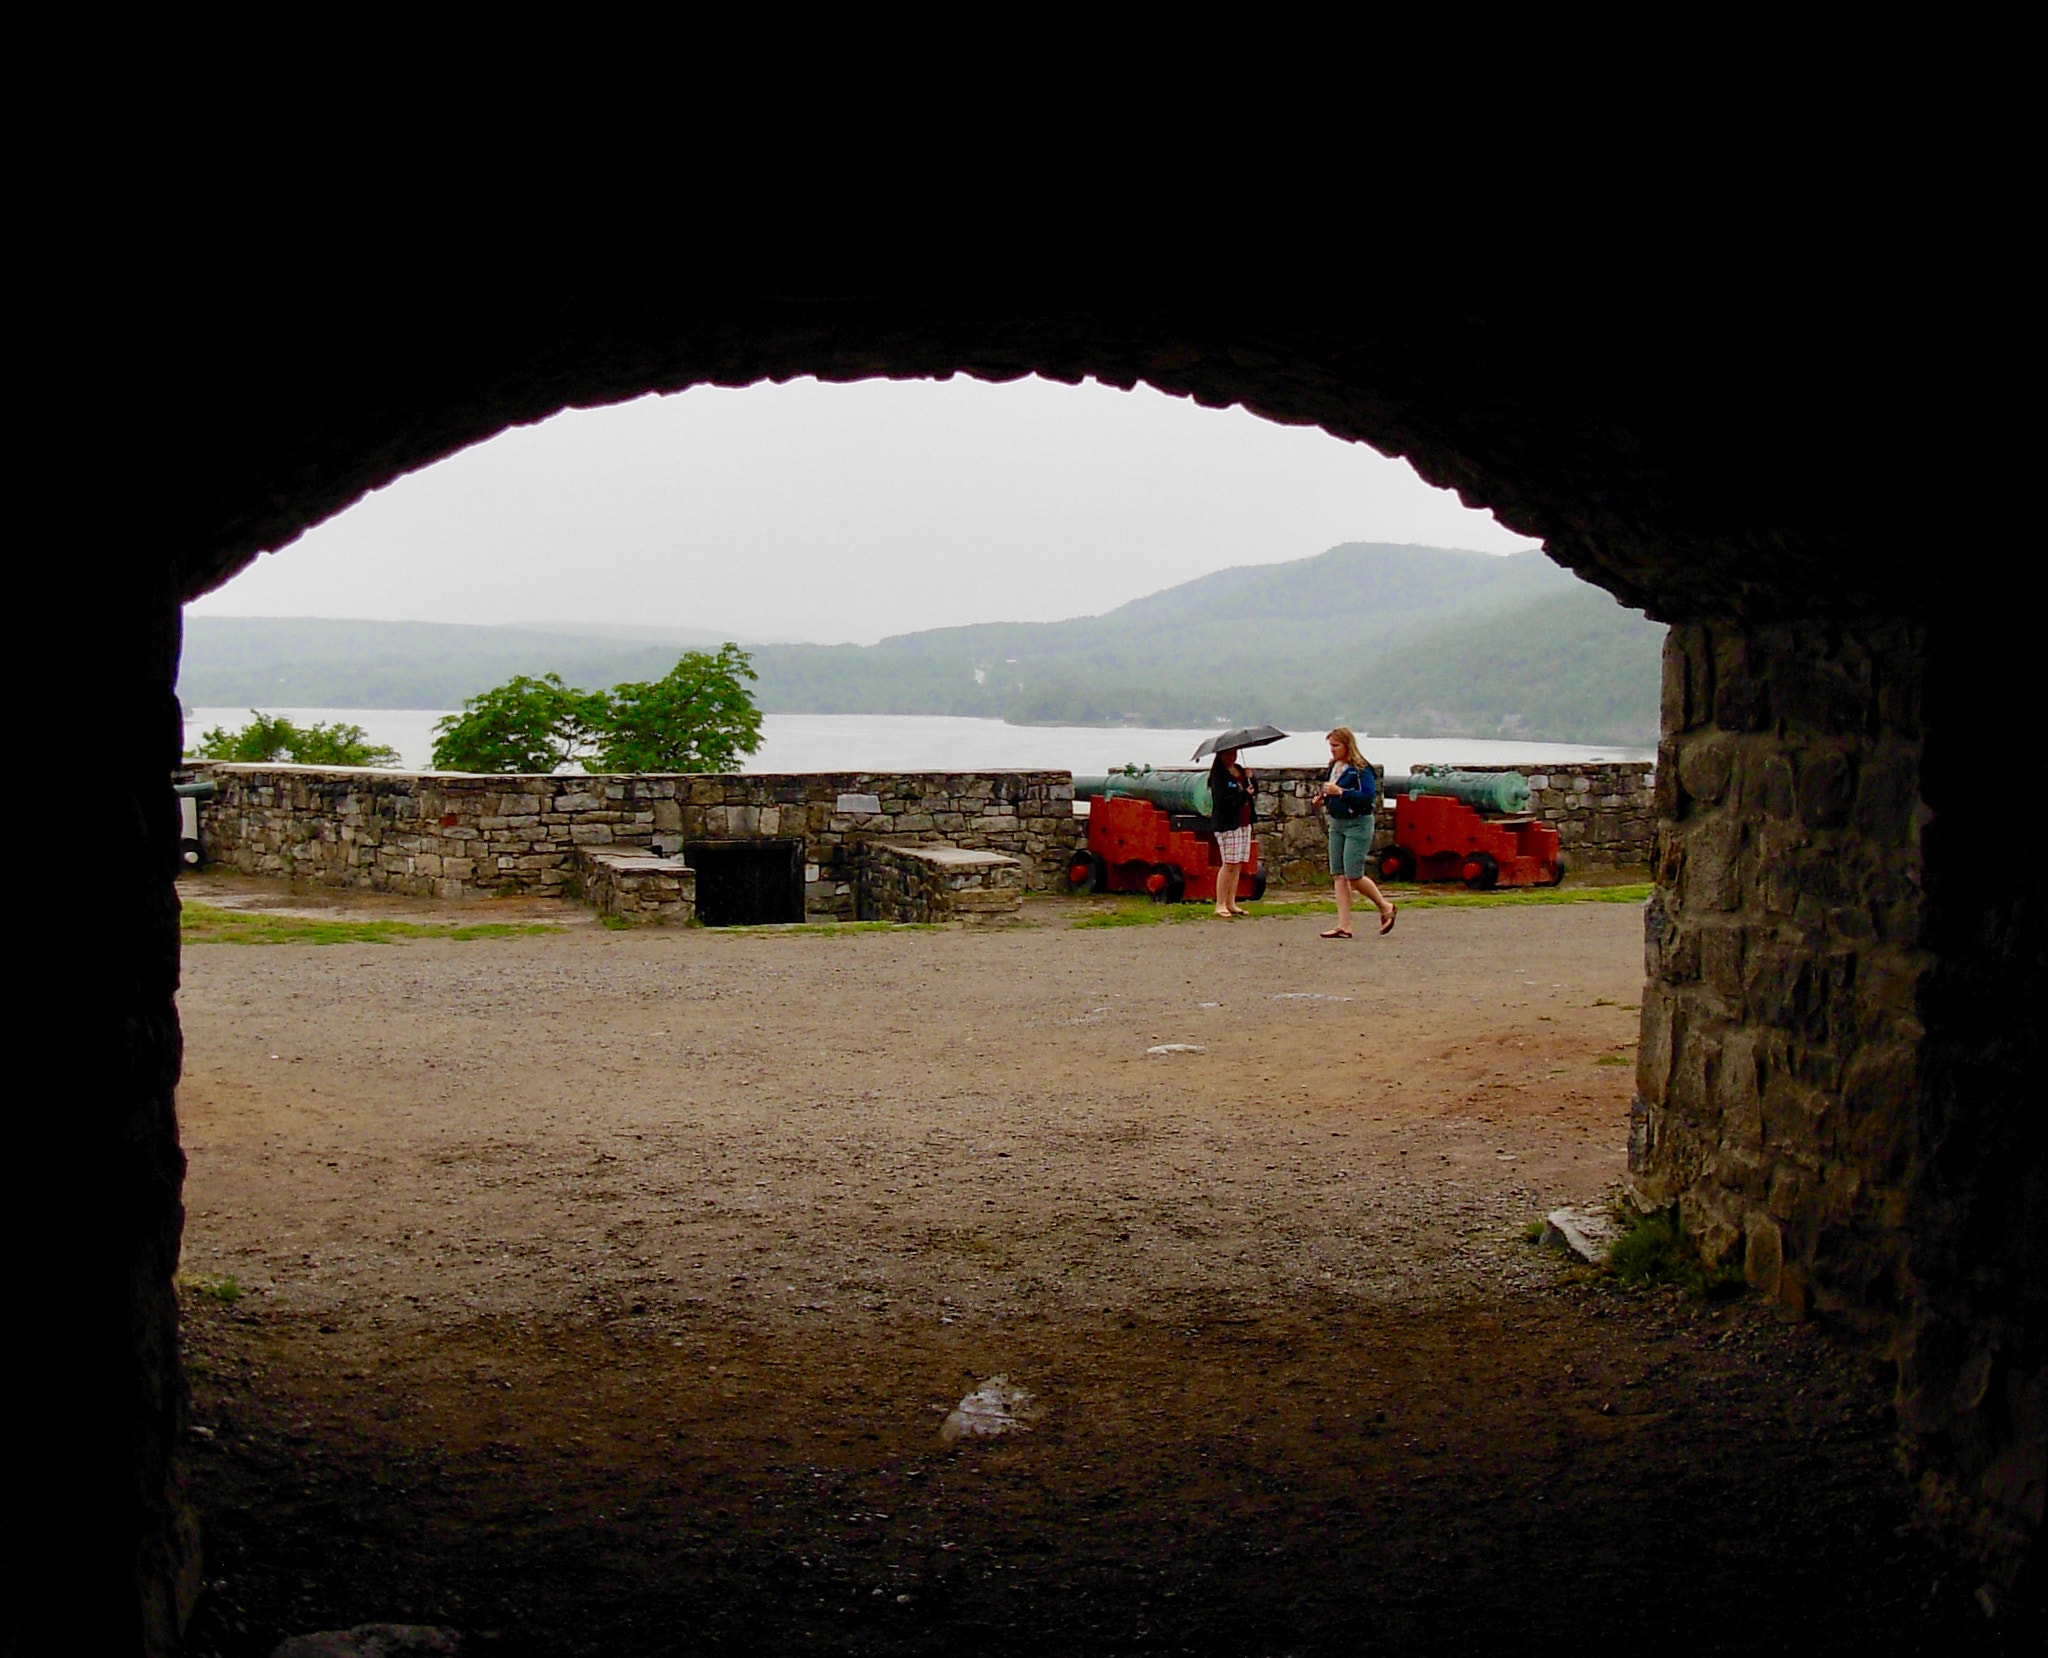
[1325, 763, 1376, 820]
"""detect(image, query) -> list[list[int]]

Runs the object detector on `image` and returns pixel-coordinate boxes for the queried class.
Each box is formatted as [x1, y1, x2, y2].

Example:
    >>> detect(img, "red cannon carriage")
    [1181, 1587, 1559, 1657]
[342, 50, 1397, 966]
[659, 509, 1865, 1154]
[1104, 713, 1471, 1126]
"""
[1066, 772, 1266, 903]
[1376, 771, 1562, 889]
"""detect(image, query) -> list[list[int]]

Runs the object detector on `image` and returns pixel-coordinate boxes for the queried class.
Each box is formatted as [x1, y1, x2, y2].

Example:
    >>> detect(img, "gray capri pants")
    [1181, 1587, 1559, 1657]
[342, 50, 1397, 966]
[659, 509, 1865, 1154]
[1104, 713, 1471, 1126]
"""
[1328, 816, 1373, 879]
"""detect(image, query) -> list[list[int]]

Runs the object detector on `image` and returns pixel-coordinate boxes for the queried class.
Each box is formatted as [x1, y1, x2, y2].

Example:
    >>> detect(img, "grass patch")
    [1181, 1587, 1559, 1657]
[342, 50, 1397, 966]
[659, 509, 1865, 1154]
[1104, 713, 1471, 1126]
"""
[1070, 902, 1170, 929]
[719, 920, 946, 938]
[178, 1273, 245, 1305]
[1385, 882, 1652, 911]
[1068, 900, 1216, 929]
[1594, 1053, 1632, 1066]
[1211, 882, 1653, 920]
[181, 901, 560, 946]
[1522, 1218, 1549, 1244]
[1066, 885, 1651, 927]
[1603, 1211, 1745, 1298]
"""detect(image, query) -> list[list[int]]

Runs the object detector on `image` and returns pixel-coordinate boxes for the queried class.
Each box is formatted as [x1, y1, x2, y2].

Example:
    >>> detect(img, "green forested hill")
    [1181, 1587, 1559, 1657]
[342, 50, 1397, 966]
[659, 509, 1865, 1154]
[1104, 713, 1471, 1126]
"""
[1345, 584, 1662, 745]
[178, 618, 727, 710]
[180, 544, 1664, 745]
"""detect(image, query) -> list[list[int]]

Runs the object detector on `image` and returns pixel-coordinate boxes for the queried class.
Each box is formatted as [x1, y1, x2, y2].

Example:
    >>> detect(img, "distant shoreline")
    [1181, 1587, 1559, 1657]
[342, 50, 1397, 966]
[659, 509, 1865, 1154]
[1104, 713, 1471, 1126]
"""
[183, 708, 1653, 777]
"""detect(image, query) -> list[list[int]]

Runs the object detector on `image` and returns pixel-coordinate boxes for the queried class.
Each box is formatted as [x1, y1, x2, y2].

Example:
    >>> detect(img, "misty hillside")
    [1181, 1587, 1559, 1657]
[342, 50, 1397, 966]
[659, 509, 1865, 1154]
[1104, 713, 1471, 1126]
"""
[180, 544, 1664, 745]
[178, 618, 735, 710]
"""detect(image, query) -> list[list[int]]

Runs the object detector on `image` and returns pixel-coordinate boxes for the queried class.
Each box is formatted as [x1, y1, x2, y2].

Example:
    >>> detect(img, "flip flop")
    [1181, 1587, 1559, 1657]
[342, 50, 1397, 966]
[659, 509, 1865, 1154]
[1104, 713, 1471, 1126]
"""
[1379, 907, 1397, 935]
[1321, 927, 1353, 939]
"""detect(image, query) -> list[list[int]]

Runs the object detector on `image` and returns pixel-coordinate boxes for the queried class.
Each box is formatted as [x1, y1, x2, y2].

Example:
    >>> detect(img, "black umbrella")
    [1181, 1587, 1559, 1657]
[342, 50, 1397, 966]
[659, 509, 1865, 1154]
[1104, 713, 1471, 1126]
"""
[1192, 725, 1287, 761]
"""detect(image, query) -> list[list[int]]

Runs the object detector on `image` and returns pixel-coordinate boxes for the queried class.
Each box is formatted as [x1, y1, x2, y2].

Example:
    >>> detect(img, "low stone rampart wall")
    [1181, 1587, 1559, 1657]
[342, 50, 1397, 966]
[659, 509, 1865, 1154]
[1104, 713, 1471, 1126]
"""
[192, 764, 1073, 919]
[856, 842, 1023, 925]
[194, 759, 1648, 916]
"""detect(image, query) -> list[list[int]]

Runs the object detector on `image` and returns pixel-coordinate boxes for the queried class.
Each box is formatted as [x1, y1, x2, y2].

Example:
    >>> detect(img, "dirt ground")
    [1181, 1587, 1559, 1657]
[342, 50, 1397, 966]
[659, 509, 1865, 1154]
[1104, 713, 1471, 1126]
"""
[170, 878, 2018, 1656]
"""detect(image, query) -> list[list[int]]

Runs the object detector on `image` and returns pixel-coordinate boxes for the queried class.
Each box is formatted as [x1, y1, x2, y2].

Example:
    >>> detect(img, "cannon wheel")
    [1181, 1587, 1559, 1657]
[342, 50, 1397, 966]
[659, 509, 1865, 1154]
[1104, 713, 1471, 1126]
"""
[1539, 857, 1566, 888]
[1462, 850, 1500, 890]
[1068, 849, 1108, 893]
[1379, 844, 1415, 883]
[1247, 870, 1268, 901]
[1148, 863, 1186, 903]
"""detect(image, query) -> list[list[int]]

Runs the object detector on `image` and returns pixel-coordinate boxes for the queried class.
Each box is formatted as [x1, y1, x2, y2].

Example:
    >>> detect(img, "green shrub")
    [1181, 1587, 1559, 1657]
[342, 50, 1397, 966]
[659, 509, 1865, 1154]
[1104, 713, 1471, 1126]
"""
[193, 712, 399, 767]
[1605, 1211, 1744, 1297]
[430, 673, 608, 773]
[429, 646, 763, 774]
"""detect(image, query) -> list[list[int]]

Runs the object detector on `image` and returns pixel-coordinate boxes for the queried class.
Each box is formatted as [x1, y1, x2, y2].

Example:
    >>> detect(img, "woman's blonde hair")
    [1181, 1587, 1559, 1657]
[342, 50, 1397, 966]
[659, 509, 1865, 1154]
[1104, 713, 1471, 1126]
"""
[1326, 726, 1368, 770]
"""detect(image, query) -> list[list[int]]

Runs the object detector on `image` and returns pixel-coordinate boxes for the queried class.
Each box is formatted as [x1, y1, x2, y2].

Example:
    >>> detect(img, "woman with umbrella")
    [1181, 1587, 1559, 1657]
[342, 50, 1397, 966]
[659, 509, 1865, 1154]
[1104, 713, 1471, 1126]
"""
[1195, 725, 1285, 919]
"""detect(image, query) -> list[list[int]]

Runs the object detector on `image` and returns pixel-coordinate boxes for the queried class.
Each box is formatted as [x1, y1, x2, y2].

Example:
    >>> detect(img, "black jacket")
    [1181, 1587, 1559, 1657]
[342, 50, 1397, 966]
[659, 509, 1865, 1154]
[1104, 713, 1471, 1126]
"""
[1210, 762, 1255, 833]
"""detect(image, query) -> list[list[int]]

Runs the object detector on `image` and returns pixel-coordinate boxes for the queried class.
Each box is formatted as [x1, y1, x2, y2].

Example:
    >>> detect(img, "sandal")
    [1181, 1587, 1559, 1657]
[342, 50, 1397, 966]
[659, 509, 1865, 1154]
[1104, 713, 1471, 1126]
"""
[1379, 906, 1397, 935]
[1321, 927, 1353, 939]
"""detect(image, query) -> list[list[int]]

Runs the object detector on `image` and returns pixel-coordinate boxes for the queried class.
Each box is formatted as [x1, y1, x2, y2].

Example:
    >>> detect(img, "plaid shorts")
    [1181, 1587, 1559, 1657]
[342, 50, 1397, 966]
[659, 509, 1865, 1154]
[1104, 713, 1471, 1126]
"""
[1216, 824, 1253, 864]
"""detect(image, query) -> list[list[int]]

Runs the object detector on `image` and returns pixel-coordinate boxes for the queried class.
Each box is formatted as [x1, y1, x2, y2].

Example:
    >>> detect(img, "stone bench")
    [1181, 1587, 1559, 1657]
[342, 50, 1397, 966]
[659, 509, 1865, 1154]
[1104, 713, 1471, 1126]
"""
[574, 847, 696, 926]
[856, 842, 1023, 925]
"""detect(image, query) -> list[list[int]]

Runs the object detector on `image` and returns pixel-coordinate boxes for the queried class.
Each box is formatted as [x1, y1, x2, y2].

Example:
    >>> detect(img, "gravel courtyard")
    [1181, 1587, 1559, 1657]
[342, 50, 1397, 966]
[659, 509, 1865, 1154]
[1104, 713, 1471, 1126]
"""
[169, 884, 2009, 1656]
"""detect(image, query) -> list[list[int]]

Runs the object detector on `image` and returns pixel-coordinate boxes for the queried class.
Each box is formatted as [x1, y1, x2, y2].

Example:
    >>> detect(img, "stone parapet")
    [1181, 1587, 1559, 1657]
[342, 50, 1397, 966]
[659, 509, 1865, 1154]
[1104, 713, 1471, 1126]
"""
[855, 842, 1023, 925]
[193, 765, 1073, 920]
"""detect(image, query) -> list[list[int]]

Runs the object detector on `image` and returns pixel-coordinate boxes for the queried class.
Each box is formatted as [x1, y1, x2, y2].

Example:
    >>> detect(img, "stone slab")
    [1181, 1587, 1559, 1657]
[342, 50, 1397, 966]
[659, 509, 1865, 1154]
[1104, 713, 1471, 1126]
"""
[876, 842, 1020, 870]
[1542, 1205, 1623, 1263]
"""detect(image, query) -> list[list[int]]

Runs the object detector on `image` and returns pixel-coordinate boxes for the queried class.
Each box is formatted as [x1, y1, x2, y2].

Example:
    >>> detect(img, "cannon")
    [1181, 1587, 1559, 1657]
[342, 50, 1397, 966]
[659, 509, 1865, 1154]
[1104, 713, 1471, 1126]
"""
[1071, 766, 1212, 816]
[1067, 767, 1264, 903]
[1376, 768, 1560, 889]
[174, 778, 216, 868]
[1380, 767, 1530, 815]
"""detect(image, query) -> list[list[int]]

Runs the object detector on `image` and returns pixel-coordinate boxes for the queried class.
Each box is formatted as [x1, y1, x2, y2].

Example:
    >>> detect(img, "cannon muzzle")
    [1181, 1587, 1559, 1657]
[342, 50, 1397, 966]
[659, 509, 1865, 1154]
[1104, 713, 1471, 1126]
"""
[1381, 769, 1531, 815]
[1073, 766, 1213, 816]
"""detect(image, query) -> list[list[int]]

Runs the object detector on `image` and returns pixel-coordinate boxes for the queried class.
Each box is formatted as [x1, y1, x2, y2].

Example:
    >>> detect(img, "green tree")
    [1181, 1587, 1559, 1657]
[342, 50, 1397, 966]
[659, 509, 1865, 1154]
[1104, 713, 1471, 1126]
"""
[429, 674, 608, 773]
[193, 711, 400, 767]
[590, 645, 762, 773]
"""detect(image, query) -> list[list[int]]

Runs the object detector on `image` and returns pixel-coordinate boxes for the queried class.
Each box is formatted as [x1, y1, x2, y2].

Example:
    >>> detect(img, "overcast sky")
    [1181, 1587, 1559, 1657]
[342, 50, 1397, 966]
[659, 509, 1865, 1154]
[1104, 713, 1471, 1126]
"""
[192, 376, 1540, 645]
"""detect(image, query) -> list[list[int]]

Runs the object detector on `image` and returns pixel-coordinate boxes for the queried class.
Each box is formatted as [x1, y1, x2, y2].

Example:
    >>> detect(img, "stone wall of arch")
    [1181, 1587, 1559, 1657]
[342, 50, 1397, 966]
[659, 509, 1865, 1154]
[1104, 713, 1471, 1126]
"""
[58, 273, 2038, 1650]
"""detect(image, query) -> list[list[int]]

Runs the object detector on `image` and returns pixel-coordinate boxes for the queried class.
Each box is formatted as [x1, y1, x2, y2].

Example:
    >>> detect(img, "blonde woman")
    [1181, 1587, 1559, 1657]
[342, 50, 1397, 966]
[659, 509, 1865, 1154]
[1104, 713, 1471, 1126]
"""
[1318, 727, 1396, 938]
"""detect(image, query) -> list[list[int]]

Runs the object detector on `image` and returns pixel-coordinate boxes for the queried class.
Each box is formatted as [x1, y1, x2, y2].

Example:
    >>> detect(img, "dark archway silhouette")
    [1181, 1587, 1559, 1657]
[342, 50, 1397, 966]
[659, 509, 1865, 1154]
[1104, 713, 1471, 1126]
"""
[71, 263, 2039, 1651]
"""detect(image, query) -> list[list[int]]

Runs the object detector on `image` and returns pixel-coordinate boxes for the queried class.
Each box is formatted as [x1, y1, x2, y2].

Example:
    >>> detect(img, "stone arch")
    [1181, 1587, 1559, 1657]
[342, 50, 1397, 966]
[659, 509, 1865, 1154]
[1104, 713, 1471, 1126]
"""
[69, 270, 2040, 1651]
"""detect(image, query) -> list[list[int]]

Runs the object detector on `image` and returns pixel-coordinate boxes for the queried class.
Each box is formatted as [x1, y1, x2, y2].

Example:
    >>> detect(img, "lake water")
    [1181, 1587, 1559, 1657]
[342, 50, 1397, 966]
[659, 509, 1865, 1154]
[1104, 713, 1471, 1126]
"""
[184, 708, 1653, 777]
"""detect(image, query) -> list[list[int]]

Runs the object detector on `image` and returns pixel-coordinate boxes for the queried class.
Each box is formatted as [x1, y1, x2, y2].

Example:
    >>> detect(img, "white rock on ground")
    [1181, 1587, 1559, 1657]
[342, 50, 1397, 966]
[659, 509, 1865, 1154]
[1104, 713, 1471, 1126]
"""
[941, 1376, 1041, 1443]
[1542, 1205, 1622, 1263]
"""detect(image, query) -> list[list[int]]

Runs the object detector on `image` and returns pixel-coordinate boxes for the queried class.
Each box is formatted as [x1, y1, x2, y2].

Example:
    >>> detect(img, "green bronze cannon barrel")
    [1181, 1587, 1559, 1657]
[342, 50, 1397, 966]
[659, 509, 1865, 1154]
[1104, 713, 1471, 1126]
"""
[1073, 766, 1213, 816]
[1381, 769, 1531, 815]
